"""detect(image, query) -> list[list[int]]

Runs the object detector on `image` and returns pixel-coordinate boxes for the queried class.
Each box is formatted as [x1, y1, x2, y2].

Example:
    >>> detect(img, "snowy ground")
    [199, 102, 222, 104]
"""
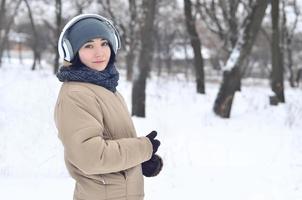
[0, 58, 302, 200]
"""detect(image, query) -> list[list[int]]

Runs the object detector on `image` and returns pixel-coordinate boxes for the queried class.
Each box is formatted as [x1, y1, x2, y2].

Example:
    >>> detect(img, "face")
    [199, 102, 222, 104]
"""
[78, 38, 111, 71]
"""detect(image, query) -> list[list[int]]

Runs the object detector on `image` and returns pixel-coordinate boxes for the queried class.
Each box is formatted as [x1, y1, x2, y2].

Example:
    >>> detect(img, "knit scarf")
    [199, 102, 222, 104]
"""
[56, 63, 119, 92]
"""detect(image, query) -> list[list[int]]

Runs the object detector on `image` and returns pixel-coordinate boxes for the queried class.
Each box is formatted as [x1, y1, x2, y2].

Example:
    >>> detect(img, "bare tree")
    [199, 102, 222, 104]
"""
[213, 0, 269, 118]
[281, 0, 300, 87]
[98, 0, 117, 21]
[184, 0, 205, 94]
[73, 0, 94, 15]
[131, 0, 157, 117]
[42, 0, 62, 73]
[53, 0, 62, 74]
[153, 0, 183, 76]
[0, 0, 7, 64]
[155, 27, 176, 75]
[97, 0, 133, 75]
[270, 0, 285, 105]
[297, 68, 302, 86]
[0, 0, 22, 66]
[0, 0, 6, 32]
[23, 0, 40, 70]
[125, 0, 139, 81]
[195, 0, 244, 90]
[196, 0, 242, 55]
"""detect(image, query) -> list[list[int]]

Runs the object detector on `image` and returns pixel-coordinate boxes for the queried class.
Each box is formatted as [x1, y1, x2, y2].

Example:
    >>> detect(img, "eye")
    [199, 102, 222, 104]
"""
[84, 44, 93, 49]
[101, 41, 109, 46]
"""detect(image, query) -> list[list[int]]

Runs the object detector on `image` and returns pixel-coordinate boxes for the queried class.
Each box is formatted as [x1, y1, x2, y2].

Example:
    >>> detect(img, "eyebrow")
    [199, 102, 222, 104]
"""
[85, 39, 107, 43]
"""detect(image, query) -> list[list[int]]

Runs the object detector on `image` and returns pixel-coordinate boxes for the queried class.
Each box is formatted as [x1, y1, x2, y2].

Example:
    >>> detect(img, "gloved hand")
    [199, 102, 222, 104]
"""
[142, 154, 163, 177]
[146, 131, 161, 155]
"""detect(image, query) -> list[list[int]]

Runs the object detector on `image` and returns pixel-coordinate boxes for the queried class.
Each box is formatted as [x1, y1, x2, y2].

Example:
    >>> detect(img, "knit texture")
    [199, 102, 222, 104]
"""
[56, 62, 119, 92]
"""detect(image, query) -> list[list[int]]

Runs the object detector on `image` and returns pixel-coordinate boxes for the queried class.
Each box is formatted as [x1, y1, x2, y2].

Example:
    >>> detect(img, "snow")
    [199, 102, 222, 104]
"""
[223, 47, 240, 71]
[172, 44, 211, 60]
[222, 27, 245, 72]
[1, 57, 302, 200]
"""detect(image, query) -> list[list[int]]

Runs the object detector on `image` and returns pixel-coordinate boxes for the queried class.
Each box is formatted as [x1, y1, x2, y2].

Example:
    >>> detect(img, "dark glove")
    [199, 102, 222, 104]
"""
[146, 131, 160, 154]
[142, 154, 163, 177]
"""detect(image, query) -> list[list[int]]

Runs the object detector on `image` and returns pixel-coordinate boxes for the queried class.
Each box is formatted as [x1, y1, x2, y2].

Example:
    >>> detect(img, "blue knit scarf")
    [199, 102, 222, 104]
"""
[56, 63, 119, 92]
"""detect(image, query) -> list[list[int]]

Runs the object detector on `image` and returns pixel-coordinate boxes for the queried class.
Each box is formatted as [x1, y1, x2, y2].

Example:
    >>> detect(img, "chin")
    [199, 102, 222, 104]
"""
[88, 64, 106, 71]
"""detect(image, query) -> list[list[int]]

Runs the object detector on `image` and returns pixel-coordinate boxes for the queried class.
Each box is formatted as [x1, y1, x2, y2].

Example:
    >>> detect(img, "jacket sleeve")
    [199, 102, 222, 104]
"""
[54, 89, 153, 175]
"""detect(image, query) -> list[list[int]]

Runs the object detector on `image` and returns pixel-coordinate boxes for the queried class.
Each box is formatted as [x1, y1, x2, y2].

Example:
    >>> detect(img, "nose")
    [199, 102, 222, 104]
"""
[94, 46, 104, 57]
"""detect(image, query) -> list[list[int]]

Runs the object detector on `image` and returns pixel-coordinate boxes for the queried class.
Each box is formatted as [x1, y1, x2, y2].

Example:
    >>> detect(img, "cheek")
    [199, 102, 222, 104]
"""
[79, 51, 91, 62]
[105, 47, 111, 58]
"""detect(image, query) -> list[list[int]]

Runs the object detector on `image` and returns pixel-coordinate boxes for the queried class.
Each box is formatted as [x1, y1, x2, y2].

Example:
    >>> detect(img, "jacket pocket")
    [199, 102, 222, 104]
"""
[88, 172, 127, 199]
[124, 166, 144, 197]
[92, 175, 106, 185]
[102, 172, 127, 199]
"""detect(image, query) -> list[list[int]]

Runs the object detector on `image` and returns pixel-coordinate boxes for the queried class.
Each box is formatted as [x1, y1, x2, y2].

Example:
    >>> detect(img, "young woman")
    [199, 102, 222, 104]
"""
[54, 14, 163, 200]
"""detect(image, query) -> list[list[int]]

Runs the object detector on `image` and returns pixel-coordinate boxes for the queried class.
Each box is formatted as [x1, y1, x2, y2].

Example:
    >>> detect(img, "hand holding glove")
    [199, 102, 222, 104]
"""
[146, 131, 161, 155]
[142, 131, 163, 177]
[142, 154, 163, 177]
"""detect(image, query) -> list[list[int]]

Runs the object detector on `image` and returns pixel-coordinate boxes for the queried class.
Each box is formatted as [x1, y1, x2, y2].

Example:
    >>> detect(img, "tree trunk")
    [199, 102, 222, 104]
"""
[270, 0, 285, 104]
[0, 0, 6, 34]
[296, 68, 302, 86]
[280, 0, 294, 87]
[228, 0, 239, 48]
[184, 0, 205, 94]
[126, 0, 137, 81]
[17, 39, 23, 64]
[0, 0, 22, 67]
[131, 0, 157, 117]
[24, 0, 39, 70]
[53, 0, 62, 74]
[286, 37, 294, 87]
[213, 0, 269, 118]
[281, 0, 299, 88]
[156, 37, 162, 77]
[126, 51, 135, 80]
[227, 0, 241, 92]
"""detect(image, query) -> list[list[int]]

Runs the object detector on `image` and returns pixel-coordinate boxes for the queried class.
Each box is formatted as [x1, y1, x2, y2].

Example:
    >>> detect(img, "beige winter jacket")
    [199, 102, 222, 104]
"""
[54, 82, 153, 200]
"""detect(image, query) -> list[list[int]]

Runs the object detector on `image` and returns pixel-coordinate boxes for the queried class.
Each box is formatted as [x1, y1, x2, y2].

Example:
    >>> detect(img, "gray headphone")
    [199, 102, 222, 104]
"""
[58, 14, 121, 62]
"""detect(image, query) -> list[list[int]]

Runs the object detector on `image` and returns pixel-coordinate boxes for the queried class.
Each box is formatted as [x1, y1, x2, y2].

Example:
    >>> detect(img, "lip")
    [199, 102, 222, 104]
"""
[92, 61, 105, 63]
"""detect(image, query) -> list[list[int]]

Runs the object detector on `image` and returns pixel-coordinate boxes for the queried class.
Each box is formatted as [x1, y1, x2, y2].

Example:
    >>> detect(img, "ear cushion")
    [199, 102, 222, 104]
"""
[62, 37, 74, 62]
